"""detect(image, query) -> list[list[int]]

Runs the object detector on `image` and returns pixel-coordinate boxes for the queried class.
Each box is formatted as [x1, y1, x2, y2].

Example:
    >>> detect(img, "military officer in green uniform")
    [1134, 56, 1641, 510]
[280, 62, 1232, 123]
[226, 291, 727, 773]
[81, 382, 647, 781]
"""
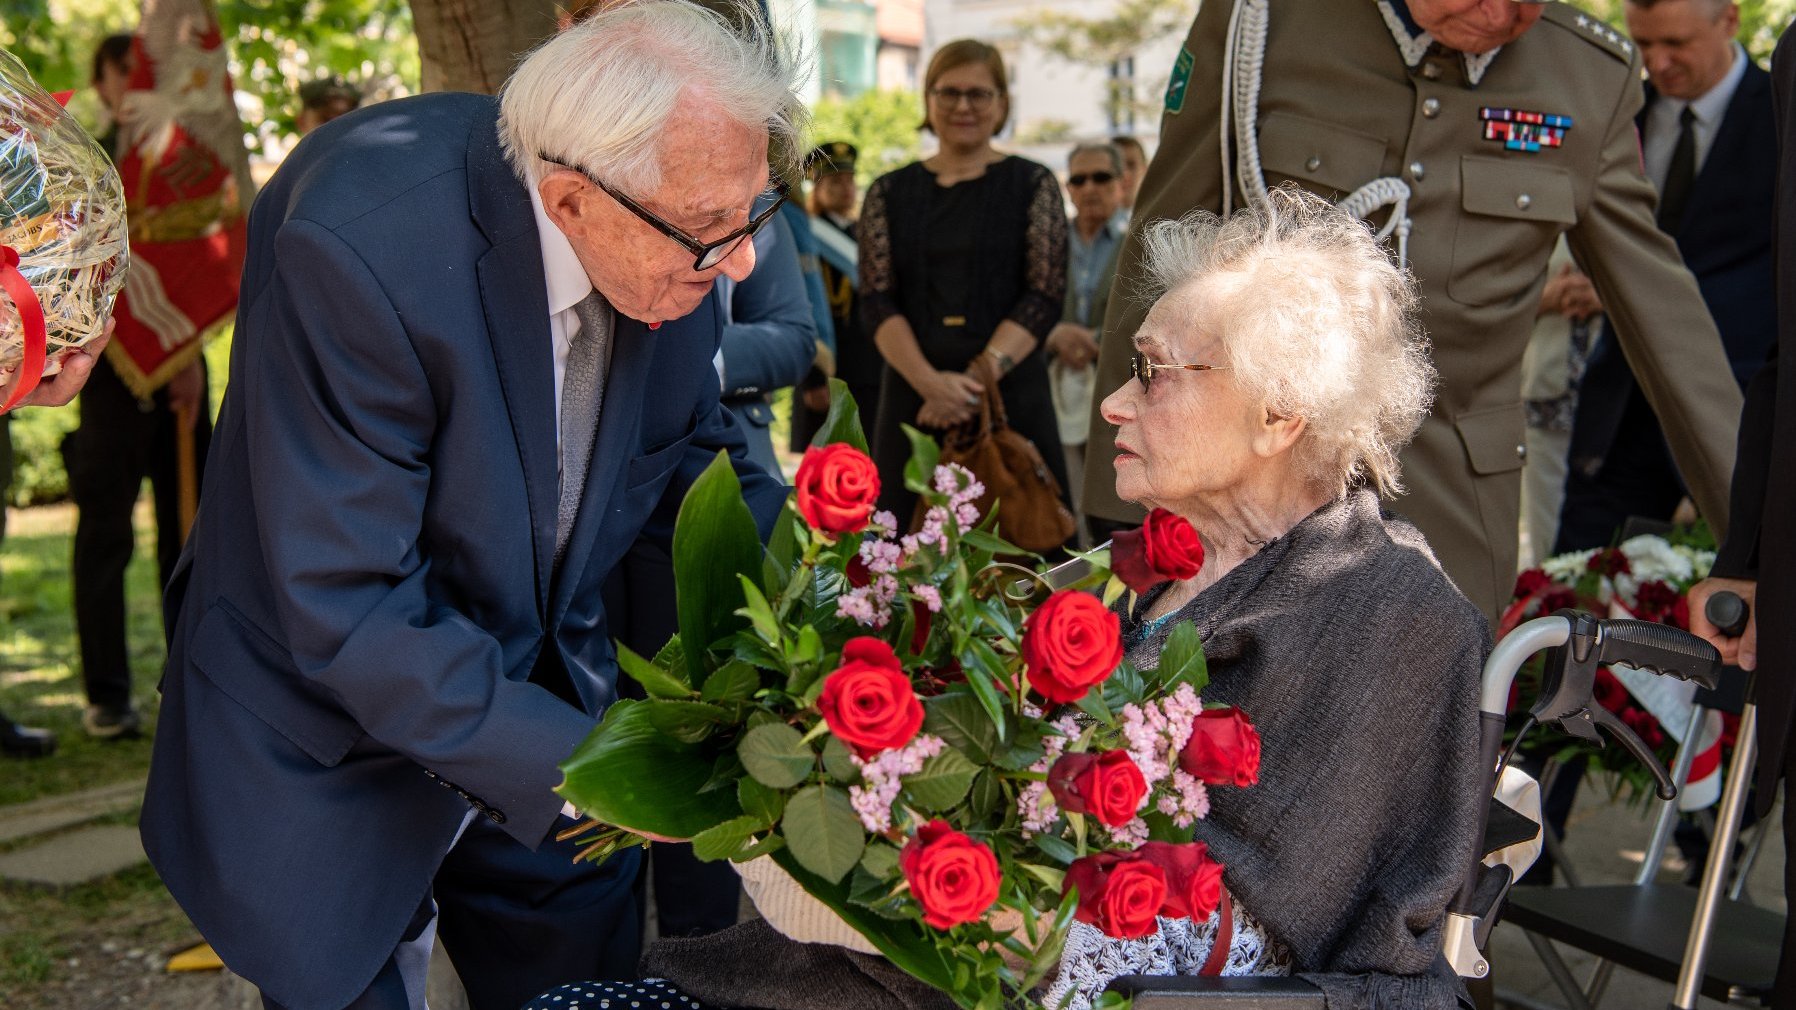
[1083, 0, 1743, 617]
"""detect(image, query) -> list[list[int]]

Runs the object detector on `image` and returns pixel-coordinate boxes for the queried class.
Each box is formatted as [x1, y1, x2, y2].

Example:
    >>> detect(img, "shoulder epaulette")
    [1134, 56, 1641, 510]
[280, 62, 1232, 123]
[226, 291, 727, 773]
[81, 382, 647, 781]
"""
[1539, 4, 1637, 65]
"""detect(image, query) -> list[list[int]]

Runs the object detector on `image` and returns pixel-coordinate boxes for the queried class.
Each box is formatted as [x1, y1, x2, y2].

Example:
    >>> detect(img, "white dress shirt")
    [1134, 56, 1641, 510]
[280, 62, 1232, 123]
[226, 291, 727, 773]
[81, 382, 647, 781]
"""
[1643, 42, 1750, 192]
[529, 184, 598, 451]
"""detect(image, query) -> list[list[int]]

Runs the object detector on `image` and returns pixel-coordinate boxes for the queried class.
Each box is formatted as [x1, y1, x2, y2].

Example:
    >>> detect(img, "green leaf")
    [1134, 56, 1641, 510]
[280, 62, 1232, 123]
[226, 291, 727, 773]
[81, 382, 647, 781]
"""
[674, 451, 764, 683]
[1033, 832, 1078, 865]
[739, 776, 787, 825]
[766, 505, 801, 580]
[782, 784, 867, 883]
[643, 700, 733, 744]
[793, 625, 825, 666]
[616, 641, 694, 700]
[923, 694, 998, 762]
[960, 640, 1013, 742]
[738, 722, 814, 789]
[904, 747, 978, 811]
[969, 770, 1002, 820]
[1075, 685, 1114, 726]
[702, 661, 762, 704]
[770, 848, 957, 993]
[859, 841, 902, 878]
[813, 378, 872, 453]
[1156, 622, 1209, 695]
[961, 528, 1020, 555]
[1103, 662, 1147, 708]
[1141, 810, 1191, 844]
[729, 833, 787, 862]
[821, 734, 861, 782]
[701, 751, 746, 793]
[737, 575, 782, 646]
[1020, 863, 1066, 891]
[995, 740, 1047, 771]
[690, 815, 766, 861]
[652, 635, 686, 677]
[901, 424, 941, 495]
[558, 700, 741, 839]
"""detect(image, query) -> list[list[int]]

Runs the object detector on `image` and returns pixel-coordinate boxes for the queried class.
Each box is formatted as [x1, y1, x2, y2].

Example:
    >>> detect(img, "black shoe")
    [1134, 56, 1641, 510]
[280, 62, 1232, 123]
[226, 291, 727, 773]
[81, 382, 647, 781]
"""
[1, 718, 57, 758]
[82, 705, 141, 740]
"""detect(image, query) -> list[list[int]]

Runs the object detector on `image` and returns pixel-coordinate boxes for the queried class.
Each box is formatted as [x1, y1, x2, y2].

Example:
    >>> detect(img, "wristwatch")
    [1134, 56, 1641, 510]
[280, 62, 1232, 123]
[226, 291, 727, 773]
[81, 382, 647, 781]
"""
[983, 348, 1015, 376]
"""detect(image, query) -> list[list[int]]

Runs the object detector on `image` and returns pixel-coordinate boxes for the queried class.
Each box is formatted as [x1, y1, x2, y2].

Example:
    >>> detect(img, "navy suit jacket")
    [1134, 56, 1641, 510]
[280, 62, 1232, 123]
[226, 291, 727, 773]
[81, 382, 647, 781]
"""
[1573, 61, 1777, 463]
[140, 93, 784, 1010]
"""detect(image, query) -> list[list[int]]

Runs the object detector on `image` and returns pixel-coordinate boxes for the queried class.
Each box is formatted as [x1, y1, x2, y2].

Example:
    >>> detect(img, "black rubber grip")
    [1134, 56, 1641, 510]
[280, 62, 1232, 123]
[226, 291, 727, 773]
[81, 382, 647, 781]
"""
[1596, 619, 1721, 690]
[1706, 591, 1749, 638]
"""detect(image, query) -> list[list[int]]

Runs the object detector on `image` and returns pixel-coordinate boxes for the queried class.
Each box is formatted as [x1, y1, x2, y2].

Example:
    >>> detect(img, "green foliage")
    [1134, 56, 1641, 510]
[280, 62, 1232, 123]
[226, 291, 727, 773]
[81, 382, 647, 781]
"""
[806, 87, 923, 190]
[1579, 0, 1796, 64]
[673, 451, 762, 681]
[738, 721, 812, 789]
[1012, 0, 1197, 125]
[556, 699, 741, 839]
[782, 782, 866, 882]
[0, 0, 137, 94]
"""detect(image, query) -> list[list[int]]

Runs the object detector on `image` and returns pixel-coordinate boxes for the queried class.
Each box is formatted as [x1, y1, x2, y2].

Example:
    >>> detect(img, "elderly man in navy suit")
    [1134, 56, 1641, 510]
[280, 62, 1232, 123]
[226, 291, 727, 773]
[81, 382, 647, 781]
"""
[138, 5, 801, 1009]
[1557, 0, 1775, 550]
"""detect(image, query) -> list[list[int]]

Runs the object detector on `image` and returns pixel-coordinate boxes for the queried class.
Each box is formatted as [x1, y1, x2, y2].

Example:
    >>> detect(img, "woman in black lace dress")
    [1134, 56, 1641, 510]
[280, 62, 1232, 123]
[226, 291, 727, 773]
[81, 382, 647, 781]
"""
[858, 40, 1070, 525]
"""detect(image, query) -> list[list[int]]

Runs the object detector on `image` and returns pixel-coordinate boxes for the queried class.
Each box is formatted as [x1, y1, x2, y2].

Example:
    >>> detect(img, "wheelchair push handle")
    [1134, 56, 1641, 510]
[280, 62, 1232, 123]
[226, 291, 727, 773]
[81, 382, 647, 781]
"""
[1705, 589, 1749, 638]
[1595, 618, 1723, 691]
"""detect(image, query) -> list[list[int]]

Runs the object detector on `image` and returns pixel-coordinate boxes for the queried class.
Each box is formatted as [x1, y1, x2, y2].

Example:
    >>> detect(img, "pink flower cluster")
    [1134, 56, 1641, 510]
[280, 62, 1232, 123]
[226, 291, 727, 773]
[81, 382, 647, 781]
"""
[1121, 684, 1210, 828]
[835, 467, 981, 629]
[1018, 715, 1082, 835]
[849, 734, 947, 833]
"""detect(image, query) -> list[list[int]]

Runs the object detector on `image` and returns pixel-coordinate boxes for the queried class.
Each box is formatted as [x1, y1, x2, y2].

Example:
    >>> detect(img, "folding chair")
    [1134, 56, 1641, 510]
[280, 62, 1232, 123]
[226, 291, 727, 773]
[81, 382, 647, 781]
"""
[1110, 609, 1723, 1009]
[1502, 652, 1783, 1008]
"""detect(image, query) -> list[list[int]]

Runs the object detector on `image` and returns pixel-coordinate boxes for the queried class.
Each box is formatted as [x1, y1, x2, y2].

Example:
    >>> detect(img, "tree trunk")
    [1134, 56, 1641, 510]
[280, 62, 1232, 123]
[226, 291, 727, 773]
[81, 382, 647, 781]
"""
[408, 0, 560, 95]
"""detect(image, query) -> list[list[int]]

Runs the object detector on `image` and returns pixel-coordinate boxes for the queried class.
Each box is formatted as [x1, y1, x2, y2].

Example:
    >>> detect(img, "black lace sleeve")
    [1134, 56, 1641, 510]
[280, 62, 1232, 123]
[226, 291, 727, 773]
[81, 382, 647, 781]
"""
[857, 173, 900, 334]
[1005, 166, 1068, 340]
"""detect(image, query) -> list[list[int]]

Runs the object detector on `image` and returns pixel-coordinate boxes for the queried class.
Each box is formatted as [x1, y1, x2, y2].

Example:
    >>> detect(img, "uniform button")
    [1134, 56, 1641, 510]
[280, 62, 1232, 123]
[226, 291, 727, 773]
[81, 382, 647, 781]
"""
[1305, 155, 1322, 171]
[1421, 63, 1441, 80]
[1408, 161, 1426, 181]
[486, 808, 507, 825]
[1515, 193, 1532, 210]
[1422, 98, 1441, 118]
[1516, 443, 1528, 460]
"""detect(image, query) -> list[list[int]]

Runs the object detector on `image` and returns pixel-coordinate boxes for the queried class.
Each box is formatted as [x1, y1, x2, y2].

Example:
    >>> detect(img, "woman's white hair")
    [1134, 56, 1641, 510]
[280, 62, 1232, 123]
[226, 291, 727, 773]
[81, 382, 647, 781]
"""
[1138, 185, 1437, 498]
[497, 0, 807, 195]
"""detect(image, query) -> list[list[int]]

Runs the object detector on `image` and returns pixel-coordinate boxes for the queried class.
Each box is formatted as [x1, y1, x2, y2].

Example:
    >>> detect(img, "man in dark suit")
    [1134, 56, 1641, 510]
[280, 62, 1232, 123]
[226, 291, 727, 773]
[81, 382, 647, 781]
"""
[1557, 0, 1775, 551]
[1690, 22, 1794, 1007]
[137, 5, 800, 1009]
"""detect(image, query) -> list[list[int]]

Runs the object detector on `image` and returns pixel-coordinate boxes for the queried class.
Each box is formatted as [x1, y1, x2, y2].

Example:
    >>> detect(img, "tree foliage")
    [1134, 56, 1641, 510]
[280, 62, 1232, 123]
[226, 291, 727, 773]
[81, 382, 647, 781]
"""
[1012, 0, 1195, 126]
[807, 87, 924, 189]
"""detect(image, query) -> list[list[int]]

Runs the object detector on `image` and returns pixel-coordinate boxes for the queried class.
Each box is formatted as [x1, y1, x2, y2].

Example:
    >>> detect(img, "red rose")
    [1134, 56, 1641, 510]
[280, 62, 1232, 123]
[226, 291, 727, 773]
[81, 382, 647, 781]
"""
[900, 820, 1001, 930]
[1022, 590, 1124, 704]
[1047, 750, 1148, 828]
[794, 443, 881, 535]
[1633, 579, 1680, 623]
[1178, 706, 1261, 787]
[1138, 841, 1225, 921]
[1065, 851, 1167, 939]
[1110, 508, 1206, 594]
[1587, 548, 1632, 577]
[1540, 588, 1580, 613]
[1513, 568, 1551, 599]
[817, 637, 923, 757]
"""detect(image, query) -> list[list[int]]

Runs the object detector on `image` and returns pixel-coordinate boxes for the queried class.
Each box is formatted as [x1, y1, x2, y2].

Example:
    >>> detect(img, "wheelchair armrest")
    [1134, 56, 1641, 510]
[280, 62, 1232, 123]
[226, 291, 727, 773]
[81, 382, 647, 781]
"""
[1104, 975, 1326, 1008]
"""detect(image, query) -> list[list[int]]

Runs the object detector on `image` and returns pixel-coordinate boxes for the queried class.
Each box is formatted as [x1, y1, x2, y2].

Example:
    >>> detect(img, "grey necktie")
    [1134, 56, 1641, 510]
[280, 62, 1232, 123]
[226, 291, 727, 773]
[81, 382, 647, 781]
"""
[557, 290, 613, 567]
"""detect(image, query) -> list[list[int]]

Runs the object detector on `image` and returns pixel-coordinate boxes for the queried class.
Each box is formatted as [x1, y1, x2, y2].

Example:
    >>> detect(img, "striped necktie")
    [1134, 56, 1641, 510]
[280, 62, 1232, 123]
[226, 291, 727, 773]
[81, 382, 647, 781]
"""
[556, 289, 613, 567]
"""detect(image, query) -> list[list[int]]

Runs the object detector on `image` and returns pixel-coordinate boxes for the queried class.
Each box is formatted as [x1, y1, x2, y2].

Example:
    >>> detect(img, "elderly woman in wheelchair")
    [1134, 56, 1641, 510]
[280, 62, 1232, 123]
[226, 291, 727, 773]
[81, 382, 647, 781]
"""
[529, 188, 1496, 1010]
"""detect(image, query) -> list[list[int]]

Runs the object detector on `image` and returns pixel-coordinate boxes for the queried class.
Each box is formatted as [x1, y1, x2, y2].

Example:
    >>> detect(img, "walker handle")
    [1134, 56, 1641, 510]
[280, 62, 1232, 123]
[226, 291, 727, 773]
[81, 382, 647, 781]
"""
[1595, 619, 1721, 690]
[1705, 590, 1749, 639]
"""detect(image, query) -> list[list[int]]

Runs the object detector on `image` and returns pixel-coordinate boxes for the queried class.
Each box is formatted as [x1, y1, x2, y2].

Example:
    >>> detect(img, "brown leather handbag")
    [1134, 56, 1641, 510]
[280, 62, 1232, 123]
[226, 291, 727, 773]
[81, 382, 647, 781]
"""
[918, 359, 1076, 553]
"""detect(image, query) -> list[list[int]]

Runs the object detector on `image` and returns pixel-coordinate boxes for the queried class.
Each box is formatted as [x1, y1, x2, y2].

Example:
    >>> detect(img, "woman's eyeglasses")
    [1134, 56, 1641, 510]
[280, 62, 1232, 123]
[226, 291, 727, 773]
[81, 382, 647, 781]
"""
[929, 86, 999, 111]
[1131, 352, 1227, 391]
[539, 153, 789, 272]
[1068, 171, 1117, 187]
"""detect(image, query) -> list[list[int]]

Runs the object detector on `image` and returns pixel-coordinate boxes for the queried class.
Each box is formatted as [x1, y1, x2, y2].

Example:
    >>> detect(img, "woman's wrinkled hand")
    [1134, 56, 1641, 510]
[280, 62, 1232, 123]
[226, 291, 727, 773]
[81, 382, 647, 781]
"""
[916, 369, 984, 429]
[6, 319, 112, 412]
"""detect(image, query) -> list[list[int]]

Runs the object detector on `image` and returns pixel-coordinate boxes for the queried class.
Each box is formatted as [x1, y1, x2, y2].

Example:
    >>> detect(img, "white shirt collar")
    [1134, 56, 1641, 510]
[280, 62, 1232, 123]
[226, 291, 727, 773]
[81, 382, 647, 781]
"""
[1376, 0, 1502, 87]
[529, 182, 594, 317]
[1680, 41, 1749, 127]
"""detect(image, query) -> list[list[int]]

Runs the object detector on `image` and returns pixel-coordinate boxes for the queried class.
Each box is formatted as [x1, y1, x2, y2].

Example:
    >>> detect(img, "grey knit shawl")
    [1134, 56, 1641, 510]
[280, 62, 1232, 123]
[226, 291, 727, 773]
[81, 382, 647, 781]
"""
[1128, 489, 1487, 1009]
[643, 490, 1487, 1010]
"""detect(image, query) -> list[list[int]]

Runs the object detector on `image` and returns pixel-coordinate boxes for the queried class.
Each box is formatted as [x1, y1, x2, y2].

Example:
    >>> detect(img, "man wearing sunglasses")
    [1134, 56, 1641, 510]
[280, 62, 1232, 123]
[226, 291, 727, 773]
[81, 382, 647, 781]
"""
[1082, 0, 1744, 620]
[139, 4, 802, 1009]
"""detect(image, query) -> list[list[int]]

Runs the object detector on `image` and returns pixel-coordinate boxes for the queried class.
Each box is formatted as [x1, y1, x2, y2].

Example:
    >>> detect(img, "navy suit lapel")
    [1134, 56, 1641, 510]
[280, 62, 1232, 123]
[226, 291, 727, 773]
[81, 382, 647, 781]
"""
[1692, 63, 1767, 198]
[468, 123, 557, 619]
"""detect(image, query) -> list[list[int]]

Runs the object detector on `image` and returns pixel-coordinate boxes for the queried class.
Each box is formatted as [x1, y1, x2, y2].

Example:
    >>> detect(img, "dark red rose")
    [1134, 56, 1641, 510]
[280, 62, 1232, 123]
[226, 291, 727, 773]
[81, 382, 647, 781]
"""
[1111, 508, 1206, 593]
[1022, 590, 1124, 704]
[1540, 589, 1580, 613]
[817, 637, 923, 757]
[845, 554, 872, 588]
[1668, 596, 1691, 631]
[1633, 580, 1680, 623]
[1065, 851, 1167, 939]
[900, 820, 1001, 930]
[1513, 568, 1552, 599]
[794, 443, 881, 535]
[1587, 548, 1632, 577]
[1178, 706, 1261, 787]
[1138, 841, 1225, 921]
[1047, 750, 1149, 828]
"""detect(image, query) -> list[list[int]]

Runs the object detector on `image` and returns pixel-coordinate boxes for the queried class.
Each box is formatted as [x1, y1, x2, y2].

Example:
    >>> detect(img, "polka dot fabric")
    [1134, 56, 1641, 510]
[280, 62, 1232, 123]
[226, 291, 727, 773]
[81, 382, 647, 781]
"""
[522, 978, 707, 1010]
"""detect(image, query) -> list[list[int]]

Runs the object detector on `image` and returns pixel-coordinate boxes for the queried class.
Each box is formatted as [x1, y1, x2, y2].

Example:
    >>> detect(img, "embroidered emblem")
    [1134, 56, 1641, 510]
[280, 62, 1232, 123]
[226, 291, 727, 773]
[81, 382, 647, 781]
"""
[1166, 45, 1194, 115]
[1480, 107, 1572, 152]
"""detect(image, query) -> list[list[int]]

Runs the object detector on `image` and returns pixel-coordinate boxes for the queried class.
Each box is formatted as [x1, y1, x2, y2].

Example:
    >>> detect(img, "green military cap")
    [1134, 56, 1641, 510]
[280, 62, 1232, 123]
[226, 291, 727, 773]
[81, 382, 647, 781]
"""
[805, 141, 858, 180]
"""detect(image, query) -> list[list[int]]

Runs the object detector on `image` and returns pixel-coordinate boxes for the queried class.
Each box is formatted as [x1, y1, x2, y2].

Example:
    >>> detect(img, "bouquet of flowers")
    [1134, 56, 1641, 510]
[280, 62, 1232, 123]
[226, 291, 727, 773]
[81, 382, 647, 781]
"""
[1501, 530, 1728, 806]
[0, 48, 129, 409]
[558, 387, 1261, 1010]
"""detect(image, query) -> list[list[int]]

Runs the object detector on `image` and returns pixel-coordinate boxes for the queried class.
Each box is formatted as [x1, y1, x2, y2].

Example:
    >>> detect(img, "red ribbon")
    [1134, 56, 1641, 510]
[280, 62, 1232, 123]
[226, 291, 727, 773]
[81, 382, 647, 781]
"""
[0, 245, 48, 411]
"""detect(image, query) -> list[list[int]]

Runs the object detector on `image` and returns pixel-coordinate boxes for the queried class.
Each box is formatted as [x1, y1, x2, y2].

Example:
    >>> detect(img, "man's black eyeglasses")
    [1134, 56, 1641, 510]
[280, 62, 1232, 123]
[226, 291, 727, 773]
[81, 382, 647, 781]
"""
[1131, 352, 1226, 391]
[539, 153, 789, 271]
[1068, 171, 1117, 187]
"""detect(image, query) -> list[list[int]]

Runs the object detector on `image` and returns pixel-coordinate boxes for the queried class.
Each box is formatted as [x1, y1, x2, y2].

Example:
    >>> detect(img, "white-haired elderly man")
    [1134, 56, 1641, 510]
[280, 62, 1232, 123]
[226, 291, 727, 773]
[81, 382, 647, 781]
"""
[138, 5, 803, 1009]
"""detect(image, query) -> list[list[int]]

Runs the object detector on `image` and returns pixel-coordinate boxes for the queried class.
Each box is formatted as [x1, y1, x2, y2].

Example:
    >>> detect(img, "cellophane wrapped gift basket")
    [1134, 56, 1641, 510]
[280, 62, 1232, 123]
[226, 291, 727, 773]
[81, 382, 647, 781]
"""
[0, 48, 128, 409]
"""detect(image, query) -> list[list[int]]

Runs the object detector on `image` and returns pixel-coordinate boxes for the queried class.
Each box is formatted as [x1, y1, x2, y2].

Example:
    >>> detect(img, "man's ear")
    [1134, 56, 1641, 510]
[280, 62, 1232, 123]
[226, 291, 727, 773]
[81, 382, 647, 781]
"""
[1253, 405, 1306, 460]
[538, 172, 593, 237]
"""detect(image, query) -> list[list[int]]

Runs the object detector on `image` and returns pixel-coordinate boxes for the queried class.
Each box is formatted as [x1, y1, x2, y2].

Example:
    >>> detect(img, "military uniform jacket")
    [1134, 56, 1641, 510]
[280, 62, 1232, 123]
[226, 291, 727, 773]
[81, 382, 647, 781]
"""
[1083, 0, 1742, 616]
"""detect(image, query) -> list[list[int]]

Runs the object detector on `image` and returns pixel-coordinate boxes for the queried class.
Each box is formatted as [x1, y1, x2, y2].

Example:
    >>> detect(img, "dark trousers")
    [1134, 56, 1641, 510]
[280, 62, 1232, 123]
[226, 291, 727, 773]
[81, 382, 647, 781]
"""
[1555, 388, 1686, 553]
[61, 355, 212, 711]
[261, 818, 642, 1010]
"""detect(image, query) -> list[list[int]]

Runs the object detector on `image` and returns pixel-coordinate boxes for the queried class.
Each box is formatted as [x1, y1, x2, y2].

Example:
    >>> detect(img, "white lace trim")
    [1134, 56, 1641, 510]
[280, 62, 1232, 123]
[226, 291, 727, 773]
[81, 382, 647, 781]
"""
[1041, 890, 1293, 1010]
